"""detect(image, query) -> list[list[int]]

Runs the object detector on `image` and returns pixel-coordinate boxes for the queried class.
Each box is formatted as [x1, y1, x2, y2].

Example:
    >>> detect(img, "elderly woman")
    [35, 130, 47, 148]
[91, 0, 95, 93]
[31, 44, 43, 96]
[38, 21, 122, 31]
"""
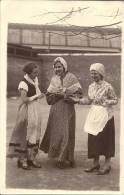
[8, 63, 43, 170]
[71, 63, 118, 175]
[40, 57, 82, 169]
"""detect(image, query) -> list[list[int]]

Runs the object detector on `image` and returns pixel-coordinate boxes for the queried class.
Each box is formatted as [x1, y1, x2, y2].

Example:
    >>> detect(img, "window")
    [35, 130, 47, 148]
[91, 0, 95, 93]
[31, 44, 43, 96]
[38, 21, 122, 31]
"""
[8, 29, 20, 43]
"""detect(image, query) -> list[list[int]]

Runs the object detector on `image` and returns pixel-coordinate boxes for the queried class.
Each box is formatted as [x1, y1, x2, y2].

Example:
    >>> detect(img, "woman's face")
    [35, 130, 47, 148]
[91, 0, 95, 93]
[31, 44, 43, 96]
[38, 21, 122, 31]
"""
[29, 67, 39, 80]
[54, 62, 64, 76]
[90, 70, 102, 82]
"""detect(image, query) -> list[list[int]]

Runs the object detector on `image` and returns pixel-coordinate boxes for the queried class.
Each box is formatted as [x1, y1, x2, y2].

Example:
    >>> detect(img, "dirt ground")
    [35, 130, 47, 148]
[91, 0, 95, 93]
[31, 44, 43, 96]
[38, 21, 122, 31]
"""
[6, 98, 120, 192]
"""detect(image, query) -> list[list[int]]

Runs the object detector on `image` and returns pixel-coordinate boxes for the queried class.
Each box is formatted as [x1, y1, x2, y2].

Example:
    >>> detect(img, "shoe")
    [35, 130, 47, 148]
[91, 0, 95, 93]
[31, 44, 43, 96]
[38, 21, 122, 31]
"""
[84, 164, 100, 173]
[17, 159, 22, 168]
[17, 159, 31, 170]
[97, 166, 111, 175]
[56, 161, 65, 169]
[69, 161, 76, 168]
[28, 160, 42, 168]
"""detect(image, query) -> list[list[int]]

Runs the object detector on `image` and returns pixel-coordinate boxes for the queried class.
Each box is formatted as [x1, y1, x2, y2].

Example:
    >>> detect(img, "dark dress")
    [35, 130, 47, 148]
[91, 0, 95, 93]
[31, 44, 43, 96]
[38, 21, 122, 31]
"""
[40, 93, 76, 162]
[40, 72, 82, 163]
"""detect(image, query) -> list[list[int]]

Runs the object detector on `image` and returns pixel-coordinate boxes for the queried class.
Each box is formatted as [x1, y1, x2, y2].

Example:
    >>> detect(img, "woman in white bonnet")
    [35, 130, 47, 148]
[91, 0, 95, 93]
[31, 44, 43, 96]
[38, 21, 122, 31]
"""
[40, 57, 82, 169]
[71, 63, 118, 175]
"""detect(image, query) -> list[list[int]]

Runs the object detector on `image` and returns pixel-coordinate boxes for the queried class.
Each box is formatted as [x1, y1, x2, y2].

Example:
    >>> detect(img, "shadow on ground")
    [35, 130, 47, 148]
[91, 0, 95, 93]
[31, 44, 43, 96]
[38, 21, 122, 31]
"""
[6, 150, 119, 191]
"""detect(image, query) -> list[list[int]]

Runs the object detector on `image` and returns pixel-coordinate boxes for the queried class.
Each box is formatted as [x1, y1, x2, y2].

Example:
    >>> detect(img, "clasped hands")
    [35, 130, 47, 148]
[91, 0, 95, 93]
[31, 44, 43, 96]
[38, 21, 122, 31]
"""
[36, 92, 44, 99]
[53, 88, 79, 99]
[31, 92, 44, 101]
[53, 87, 66, 96]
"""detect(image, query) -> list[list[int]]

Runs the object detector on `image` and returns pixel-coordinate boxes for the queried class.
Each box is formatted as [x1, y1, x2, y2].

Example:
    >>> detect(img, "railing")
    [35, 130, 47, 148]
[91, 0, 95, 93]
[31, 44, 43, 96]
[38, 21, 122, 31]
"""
[8, 28, 121, 50]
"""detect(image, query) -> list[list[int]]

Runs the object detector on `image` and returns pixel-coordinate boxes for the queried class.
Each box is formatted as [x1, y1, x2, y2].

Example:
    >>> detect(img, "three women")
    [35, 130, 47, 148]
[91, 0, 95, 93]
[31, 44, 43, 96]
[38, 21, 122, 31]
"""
[9, 59, 118, 175]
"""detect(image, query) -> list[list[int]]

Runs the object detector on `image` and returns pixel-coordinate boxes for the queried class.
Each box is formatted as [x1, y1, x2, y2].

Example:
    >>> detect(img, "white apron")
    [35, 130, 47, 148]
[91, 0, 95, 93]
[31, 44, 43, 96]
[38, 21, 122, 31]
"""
[84, 105, 108, 136]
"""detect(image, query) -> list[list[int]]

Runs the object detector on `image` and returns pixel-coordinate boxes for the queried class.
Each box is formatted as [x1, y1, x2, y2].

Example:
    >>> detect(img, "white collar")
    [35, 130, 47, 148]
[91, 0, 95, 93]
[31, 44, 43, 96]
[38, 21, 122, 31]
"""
[24, 74, 38, 86]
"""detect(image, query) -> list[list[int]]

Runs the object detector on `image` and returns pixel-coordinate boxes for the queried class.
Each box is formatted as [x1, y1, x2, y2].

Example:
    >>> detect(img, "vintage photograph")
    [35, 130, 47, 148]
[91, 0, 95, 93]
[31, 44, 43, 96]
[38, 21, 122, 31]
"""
[0, 0, 123, 194]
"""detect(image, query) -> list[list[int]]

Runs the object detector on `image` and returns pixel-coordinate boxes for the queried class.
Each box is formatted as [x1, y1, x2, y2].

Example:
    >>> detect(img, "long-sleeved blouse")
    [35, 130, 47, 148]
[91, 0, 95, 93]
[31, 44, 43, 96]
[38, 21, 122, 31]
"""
[80, 80, 118, 119]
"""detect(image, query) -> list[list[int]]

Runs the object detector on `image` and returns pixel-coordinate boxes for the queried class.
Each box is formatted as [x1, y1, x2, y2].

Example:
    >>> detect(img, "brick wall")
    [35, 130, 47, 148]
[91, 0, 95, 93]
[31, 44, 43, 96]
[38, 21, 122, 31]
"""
[7, 55, 121, 97]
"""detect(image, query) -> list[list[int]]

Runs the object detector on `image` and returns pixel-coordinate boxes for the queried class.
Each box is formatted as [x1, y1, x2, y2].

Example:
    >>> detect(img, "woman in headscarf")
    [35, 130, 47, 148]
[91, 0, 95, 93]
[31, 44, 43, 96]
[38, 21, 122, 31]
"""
[70, 63, 118, 175]
[8, 62, 44, 170]
[40, 57, 82, 169]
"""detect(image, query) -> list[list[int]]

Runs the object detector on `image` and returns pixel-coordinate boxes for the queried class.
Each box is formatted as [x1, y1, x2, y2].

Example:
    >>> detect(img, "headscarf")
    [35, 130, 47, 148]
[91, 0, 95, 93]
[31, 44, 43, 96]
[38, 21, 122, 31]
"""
[90, 63, 105, 77]
[47, 57, 82, 94]
[53, 57, 68, 72]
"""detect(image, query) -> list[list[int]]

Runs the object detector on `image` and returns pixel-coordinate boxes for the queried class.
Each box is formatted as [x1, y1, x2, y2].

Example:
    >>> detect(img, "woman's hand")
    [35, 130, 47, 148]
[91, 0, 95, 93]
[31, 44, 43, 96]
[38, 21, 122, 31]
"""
[29, 93, 44, 101]
[37, 93, 44, 99]
[93, 98, 103, 105]
[102, 99, 118, 106]
[54, 91, 65, 97]
[67, 96, 80, 103]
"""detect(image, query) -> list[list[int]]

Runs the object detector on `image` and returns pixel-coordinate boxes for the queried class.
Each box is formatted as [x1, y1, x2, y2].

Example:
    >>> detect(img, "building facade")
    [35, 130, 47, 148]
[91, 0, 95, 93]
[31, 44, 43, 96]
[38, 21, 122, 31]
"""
[7, 23, 121, 96]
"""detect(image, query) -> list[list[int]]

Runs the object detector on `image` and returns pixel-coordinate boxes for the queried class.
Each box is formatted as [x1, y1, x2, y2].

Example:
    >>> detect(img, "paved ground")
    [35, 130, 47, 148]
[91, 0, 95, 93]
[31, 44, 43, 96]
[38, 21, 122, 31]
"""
[6, 98, 120, 192]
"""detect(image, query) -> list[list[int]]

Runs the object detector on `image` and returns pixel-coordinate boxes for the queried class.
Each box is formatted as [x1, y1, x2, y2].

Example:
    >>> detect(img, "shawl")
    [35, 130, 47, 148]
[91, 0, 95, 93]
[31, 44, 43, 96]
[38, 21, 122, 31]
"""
[47, 72, 82, 96]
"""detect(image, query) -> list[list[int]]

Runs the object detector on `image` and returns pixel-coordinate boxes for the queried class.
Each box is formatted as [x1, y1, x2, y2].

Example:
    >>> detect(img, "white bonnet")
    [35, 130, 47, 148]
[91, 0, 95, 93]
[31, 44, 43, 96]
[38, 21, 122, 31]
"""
[53, 57, 67, 72]
[90, 63, 105, 77]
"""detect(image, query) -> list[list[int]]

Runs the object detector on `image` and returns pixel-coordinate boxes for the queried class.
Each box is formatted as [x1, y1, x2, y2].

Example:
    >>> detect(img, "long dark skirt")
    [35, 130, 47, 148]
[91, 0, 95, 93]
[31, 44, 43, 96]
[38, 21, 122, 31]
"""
[88, 117, 115, 158]
[40, 99, 75, 162]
